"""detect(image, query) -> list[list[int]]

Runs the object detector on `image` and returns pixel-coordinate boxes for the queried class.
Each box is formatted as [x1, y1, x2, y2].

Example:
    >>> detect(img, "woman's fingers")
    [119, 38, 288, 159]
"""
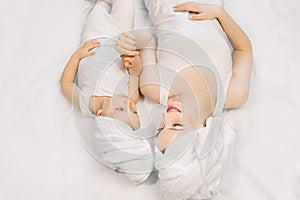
[116, 32, 137, 54]
[86, 51, 96, 57]
[116, 44, 139, 56]
[122, 51, 139, 57]
[122, 31, 136, 41]
[188, 13, 206, 20]
[119, 32, 136, 45]
[173, 2, 201, 13]
[116, 45, 132, 55]
[89, 51, 96, 56]
[174, 6, 200, 13]
[116, 39, 136, 51]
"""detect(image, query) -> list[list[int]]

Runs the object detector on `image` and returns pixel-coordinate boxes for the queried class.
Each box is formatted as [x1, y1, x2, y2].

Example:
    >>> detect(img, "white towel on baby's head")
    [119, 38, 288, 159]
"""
[93, 117, 154, 185]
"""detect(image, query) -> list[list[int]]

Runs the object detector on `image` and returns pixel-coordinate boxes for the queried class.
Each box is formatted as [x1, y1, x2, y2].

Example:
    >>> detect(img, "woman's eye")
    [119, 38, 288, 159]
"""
[156, 127, 164, 136]
[173, 123, 183, 127]
[132, 111, 138, 115]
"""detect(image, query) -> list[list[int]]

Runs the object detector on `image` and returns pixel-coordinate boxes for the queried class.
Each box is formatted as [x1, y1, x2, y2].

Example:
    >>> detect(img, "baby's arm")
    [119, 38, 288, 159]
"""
[116, 31, 161, 103]
[60, 40, 100, 108]
[121, 53, 143, 104]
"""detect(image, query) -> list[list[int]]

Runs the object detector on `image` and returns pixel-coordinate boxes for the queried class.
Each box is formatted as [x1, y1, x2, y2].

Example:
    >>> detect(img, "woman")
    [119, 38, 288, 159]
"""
[117, 1, 252, 198]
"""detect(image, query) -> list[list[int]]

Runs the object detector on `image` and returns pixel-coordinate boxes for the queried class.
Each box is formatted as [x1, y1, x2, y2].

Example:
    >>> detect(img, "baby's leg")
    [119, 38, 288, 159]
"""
[111, 0, 134, 31]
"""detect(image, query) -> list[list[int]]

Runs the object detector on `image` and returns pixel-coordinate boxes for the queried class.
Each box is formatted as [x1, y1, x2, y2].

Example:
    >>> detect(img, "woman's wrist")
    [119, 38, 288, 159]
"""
[73, 51, 83, 60]
[215, 6, 227, 21]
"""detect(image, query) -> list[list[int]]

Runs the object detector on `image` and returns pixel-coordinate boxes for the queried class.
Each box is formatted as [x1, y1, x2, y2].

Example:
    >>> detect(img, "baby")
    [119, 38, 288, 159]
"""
[61, 0, 154, 185]
[60, 39, 142, 130]
[61, 0, 149, 130]
[66, 0, 154, 130]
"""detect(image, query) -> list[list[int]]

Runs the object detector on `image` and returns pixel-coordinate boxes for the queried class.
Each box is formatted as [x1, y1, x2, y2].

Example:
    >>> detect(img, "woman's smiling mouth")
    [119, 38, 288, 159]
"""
[167, 105, 182, 113]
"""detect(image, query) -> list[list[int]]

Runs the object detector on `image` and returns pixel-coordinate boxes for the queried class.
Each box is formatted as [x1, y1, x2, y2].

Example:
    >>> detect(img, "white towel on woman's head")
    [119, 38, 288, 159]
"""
[155, 117, 236, 199]
[93, 117, 154, 185]
[156, 147, 203, 200]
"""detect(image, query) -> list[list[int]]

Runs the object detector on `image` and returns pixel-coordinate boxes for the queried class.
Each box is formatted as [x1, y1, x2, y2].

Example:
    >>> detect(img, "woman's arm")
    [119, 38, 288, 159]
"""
[173, 3, 253, 109]
[116, 31, 161, 103]
[60, 40, 100, 108]
[216, 8, 253, 109]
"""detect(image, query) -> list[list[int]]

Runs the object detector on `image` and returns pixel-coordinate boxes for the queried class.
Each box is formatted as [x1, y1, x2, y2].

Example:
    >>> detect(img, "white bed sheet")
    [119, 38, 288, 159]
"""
[0, 0, 299, 199]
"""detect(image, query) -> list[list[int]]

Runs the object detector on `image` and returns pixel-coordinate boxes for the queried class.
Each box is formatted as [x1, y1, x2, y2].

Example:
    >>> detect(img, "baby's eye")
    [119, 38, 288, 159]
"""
[132, 111, 138, 115]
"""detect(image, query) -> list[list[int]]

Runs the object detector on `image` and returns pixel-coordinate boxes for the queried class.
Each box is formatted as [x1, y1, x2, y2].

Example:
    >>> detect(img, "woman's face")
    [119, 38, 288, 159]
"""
[156, 102, 199, 152]
[101, 95, 140, 130]
[156, 104, 183, 152]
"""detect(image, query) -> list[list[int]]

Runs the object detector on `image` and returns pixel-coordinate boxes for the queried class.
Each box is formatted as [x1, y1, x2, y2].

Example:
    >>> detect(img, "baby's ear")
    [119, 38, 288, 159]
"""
[96, 109, 103, 116]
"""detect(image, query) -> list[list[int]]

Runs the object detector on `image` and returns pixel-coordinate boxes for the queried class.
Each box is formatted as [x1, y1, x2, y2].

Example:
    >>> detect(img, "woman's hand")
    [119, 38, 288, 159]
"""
[173, 2, 223, 20]
[115, 32, 139, 56]
[74, 40, 101, 59]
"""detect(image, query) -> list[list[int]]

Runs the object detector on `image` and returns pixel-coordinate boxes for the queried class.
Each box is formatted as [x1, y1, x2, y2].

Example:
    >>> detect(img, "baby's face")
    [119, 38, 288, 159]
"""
[101, 95, 140, 130]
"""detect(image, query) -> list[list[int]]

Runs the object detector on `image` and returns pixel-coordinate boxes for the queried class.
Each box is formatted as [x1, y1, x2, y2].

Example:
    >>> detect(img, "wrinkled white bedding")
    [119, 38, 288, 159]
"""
[0, 0, 299, 199]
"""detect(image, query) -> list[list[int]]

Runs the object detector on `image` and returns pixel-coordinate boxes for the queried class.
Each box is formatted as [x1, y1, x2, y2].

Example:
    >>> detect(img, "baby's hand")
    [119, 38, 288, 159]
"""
[121, 53, 143, 76]
[74, 40, 101, 59]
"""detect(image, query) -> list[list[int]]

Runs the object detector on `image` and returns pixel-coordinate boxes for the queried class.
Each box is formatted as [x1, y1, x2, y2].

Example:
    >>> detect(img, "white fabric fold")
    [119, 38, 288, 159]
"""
[94, 117, 154, 185]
